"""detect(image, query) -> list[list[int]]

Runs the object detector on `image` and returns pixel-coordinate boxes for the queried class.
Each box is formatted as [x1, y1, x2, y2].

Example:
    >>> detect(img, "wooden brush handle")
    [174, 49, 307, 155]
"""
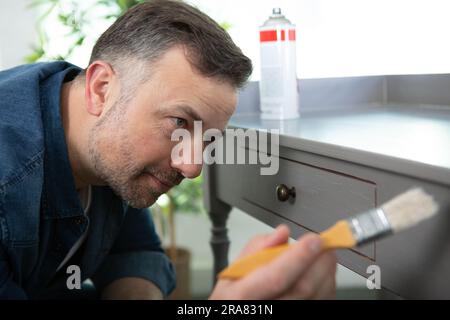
[218, 220, 356, 280]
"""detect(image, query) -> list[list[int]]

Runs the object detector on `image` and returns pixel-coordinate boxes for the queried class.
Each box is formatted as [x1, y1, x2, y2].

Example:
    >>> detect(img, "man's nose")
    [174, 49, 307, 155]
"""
[170, 134, 205, 179]
[172, 162, 203, 179]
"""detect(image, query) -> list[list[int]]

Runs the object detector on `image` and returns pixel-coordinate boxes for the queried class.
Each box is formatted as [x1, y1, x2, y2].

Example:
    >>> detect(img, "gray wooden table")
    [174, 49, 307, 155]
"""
[203, 75, 450, 299]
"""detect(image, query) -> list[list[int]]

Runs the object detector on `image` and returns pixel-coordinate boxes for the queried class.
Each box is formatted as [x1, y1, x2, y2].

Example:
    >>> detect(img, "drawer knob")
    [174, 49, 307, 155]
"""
[276, 184, 296, 202]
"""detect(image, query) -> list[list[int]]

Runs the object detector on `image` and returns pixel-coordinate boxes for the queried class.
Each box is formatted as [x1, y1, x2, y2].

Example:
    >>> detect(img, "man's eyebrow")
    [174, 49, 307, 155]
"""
[176, 104, 204, 123]
[172, 104, 227, 134]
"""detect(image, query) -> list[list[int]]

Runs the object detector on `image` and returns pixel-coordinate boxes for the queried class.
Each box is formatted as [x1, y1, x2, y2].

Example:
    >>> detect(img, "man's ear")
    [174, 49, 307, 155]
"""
[84, 61, 115, 116]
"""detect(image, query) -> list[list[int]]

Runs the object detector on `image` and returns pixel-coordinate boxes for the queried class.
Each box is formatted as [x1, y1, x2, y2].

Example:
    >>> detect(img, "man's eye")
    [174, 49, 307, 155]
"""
[173, 117, 187, 128]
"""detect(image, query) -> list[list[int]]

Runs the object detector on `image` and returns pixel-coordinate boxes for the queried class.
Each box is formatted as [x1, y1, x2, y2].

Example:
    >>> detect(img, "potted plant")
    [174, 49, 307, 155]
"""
[151, 175, 205, 300]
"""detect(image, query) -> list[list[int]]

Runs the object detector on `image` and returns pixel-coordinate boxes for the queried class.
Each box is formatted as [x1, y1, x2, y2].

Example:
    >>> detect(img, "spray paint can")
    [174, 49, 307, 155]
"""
[259, 8, 299, 120]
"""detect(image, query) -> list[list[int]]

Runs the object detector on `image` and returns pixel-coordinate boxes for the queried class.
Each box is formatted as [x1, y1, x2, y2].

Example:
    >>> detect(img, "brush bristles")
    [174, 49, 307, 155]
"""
[381, 187, 439, 232]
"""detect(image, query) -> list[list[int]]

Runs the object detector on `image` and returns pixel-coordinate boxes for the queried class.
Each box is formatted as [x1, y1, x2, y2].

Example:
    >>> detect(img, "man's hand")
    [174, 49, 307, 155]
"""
[209, 225, 337, 300]
[101, 277, 163, 300]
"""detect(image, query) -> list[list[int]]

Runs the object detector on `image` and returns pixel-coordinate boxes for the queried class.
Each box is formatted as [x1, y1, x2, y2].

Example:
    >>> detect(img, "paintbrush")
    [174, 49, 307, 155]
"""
[218, 187, 439, 280]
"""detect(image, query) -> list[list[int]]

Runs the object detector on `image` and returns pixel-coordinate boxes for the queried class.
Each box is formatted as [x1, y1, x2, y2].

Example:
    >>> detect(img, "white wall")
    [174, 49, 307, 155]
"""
[0, 0, 37, 70]
[3, 0, 450, 77]
[12, 0, 450, 78]
[188, 0, 450, 79]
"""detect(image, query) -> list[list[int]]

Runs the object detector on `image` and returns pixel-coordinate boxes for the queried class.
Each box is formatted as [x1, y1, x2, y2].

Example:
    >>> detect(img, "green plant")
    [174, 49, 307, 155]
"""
[152, 175, 205, 261]
[25, 0, 146, 62]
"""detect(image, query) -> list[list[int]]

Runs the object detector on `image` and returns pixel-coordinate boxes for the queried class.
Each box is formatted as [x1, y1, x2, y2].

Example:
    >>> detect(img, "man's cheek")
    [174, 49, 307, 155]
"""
[141, 143, 173, 164]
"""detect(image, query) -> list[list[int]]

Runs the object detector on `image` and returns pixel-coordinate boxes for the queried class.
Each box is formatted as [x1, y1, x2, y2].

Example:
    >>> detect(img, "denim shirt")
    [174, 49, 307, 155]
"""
[0, 62, 175, 299]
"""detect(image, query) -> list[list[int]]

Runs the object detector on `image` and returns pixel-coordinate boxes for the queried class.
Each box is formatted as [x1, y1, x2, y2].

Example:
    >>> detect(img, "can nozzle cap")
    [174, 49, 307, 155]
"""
[262, 7, 292, 26]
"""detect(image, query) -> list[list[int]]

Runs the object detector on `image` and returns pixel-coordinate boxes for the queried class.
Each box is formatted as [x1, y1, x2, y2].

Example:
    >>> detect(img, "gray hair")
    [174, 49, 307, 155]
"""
[84, 0, 252, 89]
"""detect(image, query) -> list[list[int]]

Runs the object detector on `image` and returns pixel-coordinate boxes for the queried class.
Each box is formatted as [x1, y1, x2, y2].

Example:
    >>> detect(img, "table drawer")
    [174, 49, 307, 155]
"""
[241, 157, 377, 259]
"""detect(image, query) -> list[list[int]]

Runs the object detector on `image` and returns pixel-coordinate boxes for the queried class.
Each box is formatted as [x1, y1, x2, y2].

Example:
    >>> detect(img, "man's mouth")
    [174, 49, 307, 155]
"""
[143, 172, 177, 191]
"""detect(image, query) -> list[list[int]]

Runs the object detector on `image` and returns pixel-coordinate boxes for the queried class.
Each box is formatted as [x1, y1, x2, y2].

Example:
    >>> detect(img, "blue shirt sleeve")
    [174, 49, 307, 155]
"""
[90, 207, 176, 297]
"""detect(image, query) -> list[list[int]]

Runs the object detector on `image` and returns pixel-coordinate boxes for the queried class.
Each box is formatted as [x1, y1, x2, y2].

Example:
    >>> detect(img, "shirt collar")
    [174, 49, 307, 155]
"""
[40, 63, 84, 219]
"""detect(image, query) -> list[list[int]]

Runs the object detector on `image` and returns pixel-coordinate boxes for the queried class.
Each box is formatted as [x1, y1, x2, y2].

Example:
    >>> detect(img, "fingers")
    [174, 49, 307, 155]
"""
[297, 251, 337, 299]
[236, 224, 290, 259]
[313, 252, 337, 300]
[235, 233, 324, 299]
[312, 272, 336, 300]
[276, 251, 337, 300]
[211, 225, 290, 300]
[265, 224, 290, 247]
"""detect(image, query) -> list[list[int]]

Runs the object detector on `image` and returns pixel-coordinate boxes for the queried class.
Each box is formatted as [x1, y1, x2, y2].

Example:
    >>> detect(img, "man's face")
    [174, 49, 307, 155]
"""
[88, 47, 237, 208]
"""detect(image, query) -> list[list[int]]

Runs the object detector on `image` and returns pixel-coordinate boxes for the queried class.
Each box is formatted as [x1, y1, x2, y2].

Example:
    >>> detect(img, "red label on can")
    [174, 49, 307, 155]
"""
[289, 29, 296, 41]
[260, 30, 278, 42]
[260, 29, 296, 42]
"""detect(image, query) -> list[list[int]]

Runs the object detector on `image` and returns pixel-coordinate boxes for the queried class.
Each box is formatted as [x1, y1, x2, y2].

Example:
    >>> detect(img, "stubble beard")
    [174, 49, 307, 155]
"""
[87, 102, 162, 209]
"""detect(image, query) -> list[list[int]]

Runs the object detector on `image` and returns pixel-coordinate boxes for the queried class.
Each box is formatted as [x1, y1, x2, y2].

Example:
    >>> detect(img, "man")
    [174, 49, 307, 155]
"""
[0, 0, 336, 299]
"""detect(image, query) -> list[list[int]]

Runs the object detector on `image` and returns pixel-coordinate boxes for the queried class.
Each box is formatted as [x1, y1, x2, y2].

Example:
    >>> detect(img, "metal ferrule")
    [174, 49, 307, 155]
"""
[346, 208, 393, 246]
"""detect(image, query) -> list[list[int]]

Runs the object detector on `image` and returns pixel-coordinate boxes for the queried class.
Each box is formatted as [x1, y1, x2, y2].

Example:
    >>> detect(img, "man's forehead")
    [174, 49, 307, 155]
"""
[137, 47, 238, 123]
[197, 85, 237, 116]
